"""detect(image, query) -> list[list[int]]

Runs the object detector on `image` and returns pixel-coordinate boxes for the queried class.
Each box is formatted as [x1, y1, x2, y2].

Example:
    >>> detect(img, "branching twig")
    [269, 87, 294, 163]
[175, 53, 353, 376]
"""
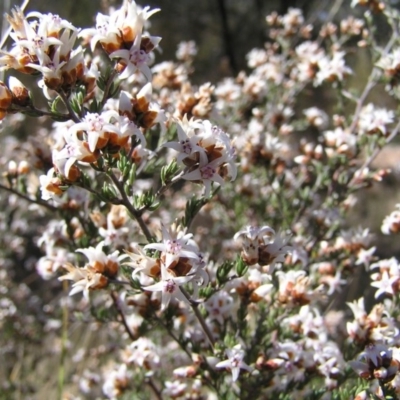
[111, 291, 137, 341]
[180, 287, 215, 349]
[152, 311, 192, 360]
[349, 119, 400, 187]
[58, 90, 81, 123]
[145, 377, 163, 400]
[0, 182, 58, 212]
[2, 105, 70, 121]
[108, 170, 153, 242]
[100, 69, 118, 108]
[155, 171, 185, 199]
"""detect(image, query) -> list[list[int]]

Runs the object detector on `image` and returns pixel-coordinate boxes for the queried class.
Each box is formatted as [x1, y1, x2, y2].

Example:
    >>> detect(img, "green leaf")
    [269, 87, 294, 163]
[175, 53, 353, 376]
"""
[182, 196, 208, 228]
[235, 256, 248, 277]
[160, 159, 179, 185]
[216, 261, 234, 286]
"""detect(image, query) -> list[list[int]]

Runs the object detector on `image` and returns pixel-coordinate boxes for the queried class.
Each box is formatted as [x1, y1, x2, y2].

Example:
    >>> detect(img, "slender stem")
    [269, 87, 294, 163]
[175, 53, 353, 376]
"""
[349, 119, 400, 187]
[100, 69, 118, 108]
[2, 105, 70, 121]
[0, 182, 58, 211]
[152, 311, 192, 359]
[155, 171, 185, 199]
[111, 291, 137, 341]
[73, 181, 101, 197]
[349, 16, 398, 134]
[108, 170, 153, 242]
[58, 90, 80, 123]
[58, 280, 69, 400]
[153, 309, 220, 394]
[127, 138, 136, 161]
[180, 287, 215, 348]
[145, 377, 163, 400]
[348, 73, 378, 134]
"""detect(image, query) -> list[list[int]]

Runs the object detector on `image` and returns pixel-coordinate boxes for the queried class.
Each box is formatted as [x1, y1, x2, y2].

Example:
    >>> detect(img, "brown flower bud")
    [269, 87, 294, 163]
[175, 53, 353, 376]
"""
[9, 77, 30, 106]
[0, 81, 13, 120]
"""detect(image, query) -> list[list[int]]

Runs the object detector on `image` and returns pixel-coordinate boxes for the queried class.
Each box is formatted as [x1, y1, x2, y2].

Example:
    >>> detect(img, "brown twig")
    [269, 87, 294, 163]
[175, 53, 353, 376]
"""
[180, 287, 215, 349]
[145, 377, 163, 400]
[58, 90, 81, 123]
[349, 119, 400, 187]
[152, 311, 192, 359]
[0, 182, 58, 212]
[108, 170, 153, 242]
[100, 69, 118, 108]
[110, 291, 137, 341]
[2, 104, 71, 121]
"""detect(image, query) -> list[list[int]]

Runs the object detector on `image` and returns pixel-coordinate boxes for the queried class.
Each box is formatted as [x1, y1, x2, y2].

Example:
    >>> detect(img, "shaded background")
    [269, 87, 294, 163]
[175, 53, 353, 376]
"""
[0, 0, 367, 82]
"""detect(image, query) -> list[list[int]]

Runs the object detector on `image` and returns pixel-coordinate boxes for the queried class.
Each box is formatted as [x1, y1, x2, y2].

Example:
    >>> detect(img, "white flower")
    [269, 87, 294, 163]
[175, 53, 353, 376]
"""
[316, 51, 352, 85]
[181, 153, 225, 197]
[234, 225, 275, 265]
[371, 271, 398, 299]
[58, 263, 108, 300]
[216, 344, 252, 381]
[102, 364, 131, 399]
[163, 118, 205, 164]
[110, 33, 161, 81]
[123, 245, 160, 277]
[381, 204, 400, 235]
[358, 103, 394, 136]
[143, 225, 200, 269]
[39, 167, 63, 201]
[143, 267, 193, 310]
[68, 111, 120, 152]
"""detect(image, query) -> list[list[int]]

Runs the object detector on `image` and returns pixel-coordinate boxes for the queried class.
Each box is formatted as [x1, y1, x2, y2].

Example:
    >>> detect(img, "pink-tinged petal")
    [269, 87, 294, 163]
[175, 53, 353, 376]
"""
[179, 250, 201, 260]
[182, 169, 202, 181]
[88, 131, 100, 152]
[119, 91, 132, 112]
[163, 142, 183, 152]
[143, 243, 166, 252]
[69, 122, 88, 134]
[119, 64, 136, 80]
[212, 174, 225, 185]
[231, 367, 240, 382]
[143, 281, 164, 292]
[64, 156, 77, 177]
[103, 123, 121, 134]
[216, 360, 231, 369]
[139, 64, 152, 82]
[110, 49, 130, 59]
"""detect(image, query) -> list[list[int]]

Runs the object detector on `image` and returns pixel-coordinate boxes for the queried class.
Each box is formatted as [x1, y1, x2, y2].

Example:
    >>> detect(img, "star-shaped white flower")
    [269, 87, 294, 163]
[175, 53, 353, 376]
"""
[371, 271, 398, 299]
[216, 344, 252, 382]
[143, 268, 193, 310]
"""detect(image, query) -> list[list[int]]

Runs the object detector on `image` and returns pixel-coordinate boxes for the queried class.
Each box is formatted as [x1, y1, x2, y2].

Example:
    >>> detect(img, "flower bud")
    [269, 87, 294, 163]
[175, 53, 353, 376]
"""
[0, 81, 13, 120]
[9, 77, 30, 106]
[17, 160, 30, 175]
[7, 160, 18, 175]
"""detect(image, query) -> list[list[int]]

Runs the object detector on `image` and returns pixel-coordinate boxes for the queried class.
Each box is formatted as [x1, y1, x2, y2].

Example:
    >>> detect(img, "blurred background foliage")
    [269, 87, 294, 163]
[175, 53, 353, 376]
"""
[1, 0, 387, 81]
